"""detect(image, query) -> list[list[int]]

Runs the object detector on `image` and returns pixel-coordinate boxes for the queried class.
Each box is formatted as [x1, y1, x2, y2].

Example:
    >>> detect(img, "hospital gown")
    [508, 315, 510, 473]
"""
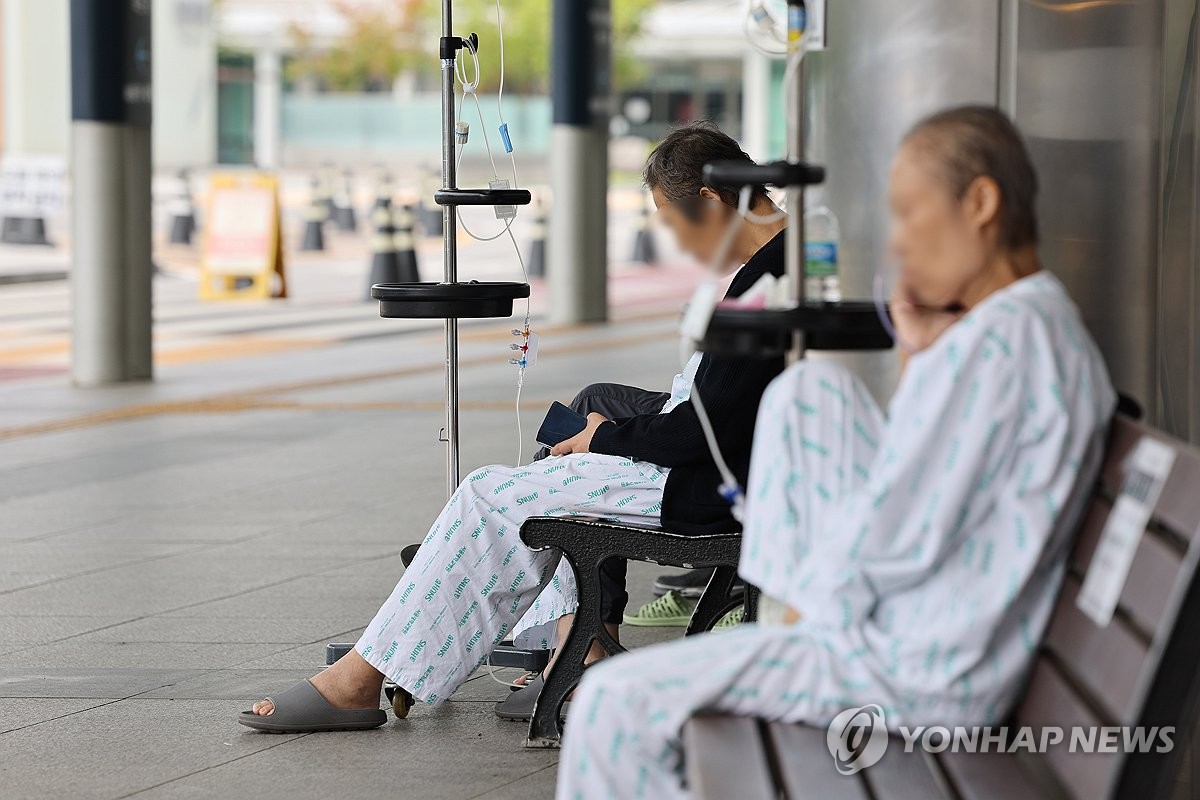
[556, 271, 1115, 800]
[512, 351, 705, 649]
[354, 355, 703, 704]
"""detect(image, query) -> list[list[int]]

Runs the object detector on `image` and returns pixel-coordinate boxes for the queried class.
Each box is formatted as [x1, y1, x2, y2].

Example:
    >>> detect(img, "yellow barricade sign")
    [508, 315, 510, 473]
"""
[199, 172, 287, 300]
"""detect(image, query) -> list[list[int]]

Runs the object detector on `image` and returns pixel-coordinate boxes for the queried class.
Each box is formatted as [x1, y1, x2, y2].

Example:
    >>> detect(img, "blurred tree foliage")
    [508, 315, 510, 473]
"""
[285, 0, 426, 91]
[286, 0, 656, 94]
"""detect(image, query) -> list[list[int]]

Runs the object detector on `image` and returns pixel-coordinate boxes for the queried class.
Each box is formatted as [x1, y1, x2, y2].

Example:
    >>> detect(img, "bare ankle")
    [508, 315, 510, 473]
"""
[312, 651, 385, 707]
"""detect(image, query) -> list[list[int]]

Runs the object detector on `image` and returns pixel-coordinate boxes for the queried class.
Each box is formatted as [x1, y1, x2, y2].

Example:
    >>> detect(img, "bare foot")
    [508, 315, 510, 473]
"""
[252, 650, 385, 716]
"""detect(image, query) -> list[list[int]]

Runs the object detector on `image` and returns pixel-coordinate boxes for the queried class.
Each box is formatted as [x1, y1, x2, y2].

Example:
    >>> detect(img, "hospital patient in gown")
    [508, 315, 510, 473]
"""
[238, 122, 794, 732]
[555, 106, 1116, 799]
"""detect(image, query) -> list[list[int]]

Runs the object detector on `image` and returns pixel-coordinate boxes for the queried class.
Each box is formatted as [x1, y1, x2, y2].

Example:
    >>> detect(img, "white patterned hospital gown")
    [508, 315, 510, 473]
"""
[556, 271, 1115, 800]
[512, 350, 704, 649]
[354, 356, 702, 702]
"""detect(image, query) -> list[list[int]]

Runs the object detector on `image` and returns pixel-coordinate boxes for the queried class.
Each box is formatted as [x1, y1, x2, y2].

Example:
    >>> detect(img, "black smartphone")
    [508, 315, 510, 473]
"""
[536, 401, 588, 448]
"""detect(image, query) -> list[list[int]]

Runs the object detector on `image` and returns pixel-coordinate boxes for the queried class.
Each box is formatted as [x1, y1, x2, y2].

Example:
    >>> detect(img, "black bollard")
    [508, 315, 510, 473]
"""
[372, 170, 394, 213]
[392, 204, 421, 284]
[299, 176, 327, 252]
[527, 195, 547, 278]
[318, 163, 336, 218]
[167, 169, 196, 245]
[418, 200, 443, 237]
[631, 194, 657, 266]
[366, 203, 402, 297]
[0, 216, 52, 246]
[333, 169, 357, 233]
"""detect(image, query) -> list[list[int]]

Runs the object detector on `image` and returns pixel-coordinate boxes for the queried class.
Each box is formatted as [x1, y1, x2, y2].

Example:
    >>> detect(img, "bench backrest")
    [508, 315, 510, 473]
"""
[1014, 415, 1200, 799]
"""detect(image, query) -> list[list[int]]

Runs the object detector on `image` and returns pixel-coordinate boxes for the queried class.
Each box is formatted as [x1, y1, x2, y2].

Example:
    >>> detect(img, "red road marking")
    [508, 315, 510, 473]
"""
[0, 365, 68, 382]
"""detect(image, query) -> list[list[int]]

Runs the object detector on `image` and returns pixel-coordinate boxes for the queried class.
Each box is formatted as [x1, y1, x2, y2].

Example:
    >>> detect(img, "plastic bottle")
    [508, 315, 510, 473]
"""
[804, 203, 842, 302]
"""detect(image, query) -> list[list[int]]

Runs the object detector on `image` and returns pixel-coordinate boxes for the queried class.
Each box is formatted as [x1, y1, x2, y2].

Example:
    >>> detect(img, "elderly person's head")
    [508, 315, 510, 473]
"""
[643, 120, 781, 268]
[888, 106, 1040, 312]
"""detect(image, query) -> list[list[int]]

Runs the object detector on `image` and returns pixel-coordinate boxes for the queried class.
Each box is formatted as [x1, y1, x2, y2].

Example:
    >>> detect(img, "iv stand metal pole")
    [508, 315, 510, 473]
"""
[785, 0, 807, 363]
[440, 0, 461, 497]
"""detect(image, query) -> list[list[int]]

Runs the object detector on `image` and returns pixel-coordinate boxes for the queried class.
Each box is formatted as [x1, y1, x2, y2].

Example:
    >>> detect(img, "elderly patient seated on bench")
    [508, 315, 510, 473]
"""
[553, 106, 1117, 800]
[236, 121, 793, 733]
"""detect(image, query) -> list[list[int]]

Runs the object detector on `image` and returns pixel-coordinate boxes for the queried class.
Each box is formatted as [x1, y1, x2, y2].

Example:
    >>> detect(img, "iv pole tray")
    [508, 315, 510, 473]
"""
[371, 281, 531, 319]
[703, 160, 825, 188]
[704, 301, 894, 357]
[434, 188, 533, 206]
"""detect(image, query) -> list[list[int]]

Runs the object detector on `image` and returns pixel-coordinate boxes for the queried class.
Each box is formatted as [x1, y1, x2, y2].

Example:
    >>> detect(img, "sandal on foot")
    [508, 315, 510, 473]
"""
[494, 674, 570, 722]
[238, 679, 387, 733]
[509, 671, 538, 692]
[400, 543, 422, 567]
[713, 606, 745, 629]
[622, 589, 695, 627]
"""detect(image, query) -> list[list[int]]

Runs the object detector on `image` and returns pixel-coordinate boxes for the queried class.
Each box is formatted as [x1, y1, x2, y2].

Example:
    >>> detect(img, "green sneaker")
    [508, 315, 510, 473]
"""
[713, 606, 745, 630]
[622, 590, 696, 627]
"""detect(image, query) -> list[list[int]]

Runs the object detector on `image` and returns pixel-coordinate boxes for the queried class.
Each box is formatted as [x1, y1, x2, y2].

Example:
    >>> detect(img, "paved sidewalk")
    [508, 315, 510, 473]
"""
[0, 304, 699, 799]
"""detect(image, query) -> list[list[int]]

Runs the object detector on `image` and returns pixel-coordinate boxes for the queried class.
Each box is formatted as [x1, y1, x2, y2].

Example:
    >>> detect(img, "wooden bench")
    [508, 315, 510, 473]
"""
[685, 414, 1200, 799]
[518, 516, 758, 747]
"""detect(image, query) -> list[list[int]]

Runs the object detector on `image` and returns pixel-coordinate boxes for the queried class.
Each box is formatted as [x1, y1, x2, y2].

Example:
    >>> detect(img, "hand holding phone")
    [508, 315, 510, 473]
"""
[536, 401, 588, 449]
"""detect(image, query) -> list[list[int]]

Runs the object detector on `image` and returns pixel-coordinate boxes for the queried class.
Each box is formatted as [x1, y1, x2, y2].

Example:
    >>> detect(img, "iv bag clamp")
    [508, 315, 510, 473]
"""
[439, 32, 478, 60]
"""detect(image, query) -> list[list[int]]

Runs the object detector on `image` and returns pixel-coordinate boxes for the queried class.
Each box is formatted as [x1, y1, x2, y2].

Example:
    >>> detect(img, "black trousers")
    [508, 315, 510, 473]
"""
[535, 382, 671, 626]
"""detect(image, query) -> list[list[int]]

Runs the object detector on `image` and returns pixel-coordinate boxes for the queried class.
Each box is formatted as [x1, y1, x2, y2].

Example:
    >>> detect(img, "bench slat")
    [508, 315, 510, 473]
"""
[1016, 658, 1116, 799]
[681, 416, 1200, 799]
[936, 750, 1059, 800]
[1070, 494, 1112, 570]
[1114, 531, 1184, 637]
[1042, 576, 1147, 724]
[1071, 496, 1183, 638]
[862, 740, 951, 800]
[1100, 419, 1200, 541]
[765, 722, 871, 798]
[683, 717, 776, 800]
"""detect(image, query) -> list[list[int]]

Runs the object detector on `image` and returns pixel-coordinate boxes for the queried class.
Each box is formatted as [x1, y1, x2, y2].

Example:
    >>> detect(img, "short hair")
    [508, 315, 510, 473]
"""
[643, 121, 768, 216]
[903, 106, 1039, 250]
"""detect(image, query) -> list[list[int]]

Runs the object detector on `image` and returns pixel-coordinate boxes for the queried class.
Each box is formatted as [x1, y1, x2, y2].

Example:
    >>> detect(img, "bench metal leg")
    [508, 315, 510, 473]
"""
[685, 569, 760, 635]
[527, 562, 758, 746]
[521, 517, 744, 748]
[526, 533, 619, 747]
[743, 583, 760, 623]
[686, 565, 742, 634]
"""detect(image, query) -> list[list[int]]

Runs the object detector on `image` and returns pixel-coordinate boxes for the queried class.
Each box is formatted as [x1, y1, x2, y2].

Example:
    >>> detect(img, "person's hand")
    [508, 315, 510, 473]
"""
[891, 284, 963, 354]
[551, 413, 610, 456]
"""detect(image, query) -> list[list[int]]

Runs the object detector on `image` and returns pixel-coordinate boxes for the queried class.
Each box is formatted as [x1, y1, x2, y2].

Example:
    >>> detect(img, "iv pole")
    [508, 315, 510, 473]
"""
[366, 7, 530, 719]
[440, 0, 462, 496]
[703, 0, 889, 358]
[371, 0, 530, 501]
[784, 0, 807, 362]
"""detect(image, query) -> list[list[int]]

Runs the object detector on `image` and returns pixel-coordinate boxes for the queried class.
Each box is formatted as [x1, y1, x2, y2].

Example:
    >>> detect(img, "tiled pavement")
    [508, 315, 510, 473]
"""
[0, 300, 694, 799]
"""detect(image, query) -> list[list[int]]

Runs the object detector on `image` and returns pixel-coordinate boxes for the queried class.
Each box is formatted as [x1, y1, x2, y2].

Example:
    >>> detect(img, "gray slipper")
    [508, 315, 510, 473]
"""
[238, 679, 387, 733]
[494, 673, 570, 722]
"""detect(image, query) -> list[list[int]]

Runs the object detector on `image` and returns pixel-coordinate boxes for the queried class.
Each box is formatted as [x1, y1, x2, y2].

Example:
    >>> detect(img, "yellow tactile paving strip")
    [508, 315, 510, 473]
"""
[154, 336, 334, 366]
[0, 305, 682, 371]
[0, 335, 337, 366]
[0, 326, 675, 443]
[0, 340, 71, 361]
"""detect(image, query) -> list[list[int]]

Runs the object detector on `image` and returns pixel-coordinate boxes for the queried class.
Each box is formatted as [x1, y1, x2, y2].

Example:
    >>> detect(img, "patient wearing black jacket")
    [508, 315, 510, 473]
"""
[239, 121, 791, 734]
